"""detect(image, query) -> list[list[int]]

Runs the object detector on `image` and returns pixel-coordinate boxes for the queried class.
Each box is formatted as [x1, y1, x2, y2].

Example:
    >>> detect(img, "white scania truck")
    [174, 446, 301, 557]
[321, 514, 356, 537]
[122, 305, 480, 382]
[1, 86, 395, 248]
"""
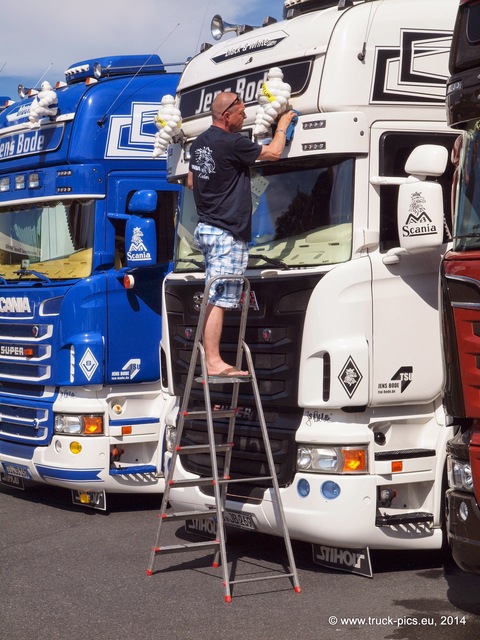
[161, 0, 457, 575]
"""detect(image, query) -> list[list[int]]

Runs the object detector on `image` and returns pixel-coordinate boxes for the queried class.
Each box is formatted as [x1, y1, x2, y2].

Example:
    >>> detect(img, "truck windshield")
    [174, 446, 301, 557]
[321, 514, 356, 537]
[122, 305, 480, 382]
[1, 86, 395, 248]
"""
[454, 122, 480, 251]
[175, 157, 354, 270]
[0, 200, 95, 280]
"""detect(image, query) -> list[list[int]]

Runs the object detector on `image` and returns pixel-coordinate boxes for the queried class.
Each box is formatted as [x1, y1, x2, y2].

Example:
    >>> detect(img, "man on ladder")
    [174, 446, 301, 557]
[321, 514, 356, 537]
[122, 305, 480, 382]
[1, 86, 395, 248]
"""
[146, 93, 300, 601]
[188, 91, 295, 377]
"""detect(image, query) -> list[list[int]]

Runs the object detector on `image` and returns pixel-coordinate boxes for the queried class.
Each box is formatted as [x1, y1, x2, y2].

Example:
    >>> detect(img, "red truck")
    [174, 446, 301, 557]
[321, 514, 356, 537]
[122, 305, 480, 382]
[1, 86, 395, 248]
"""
[443, 0, 480, 573]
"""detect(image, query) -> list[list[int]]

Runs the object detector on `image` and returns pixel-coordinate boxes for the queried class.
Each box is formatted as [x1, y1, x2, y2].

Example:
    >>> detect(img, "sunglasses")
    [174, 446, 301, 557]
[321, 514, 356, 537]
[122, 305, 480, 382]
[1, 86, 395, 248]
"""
[221, 93, 241, 116]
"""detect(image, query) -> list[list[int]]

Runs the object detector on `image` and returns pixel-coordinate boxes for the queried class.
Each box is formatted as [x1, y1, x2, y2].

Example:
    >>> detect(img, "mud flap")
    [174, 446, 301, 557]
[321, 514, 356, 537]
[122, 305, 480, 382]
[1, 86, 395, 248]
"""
[312, 543, 372, 578]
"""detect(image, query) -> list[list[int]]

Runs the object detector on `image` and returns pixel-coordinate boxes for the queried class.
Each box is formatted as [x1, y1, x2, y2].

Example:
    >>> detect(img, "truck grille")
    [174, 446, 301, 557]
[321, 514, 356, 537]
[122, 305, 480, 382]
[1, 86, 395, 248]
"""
[165, 273, 321, 491]
[0, 322, 53, 383]
[179, 407, 300, 498]
[0, 397, 52, 444]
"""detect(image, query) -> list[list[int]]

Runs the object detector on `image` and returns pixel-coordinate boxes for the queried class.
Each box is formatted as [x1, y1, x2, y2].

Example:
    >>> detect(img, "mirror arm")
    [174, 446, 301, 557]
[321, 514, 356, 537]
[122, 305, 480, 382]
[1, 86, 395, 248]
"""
[382, 247, 409, 265]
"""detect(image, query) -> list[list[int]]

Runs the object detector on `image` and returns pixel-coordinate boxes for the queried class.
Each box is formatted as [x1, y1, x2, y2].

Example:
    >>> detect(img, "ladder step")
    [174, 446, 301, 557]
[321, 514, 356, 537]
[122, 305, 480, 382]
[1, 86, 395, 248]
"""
[161, 509, 216, 522]
[176, 443, 233, 455]
[152, 540, 220, 556]
[182, 409, 237, 419]
[169, 475, 274, 488]
[195, 375, 252, 384]
[229, 573, 296, 586]
[219, 475, 274, 485]
[169, 477, 225, 488]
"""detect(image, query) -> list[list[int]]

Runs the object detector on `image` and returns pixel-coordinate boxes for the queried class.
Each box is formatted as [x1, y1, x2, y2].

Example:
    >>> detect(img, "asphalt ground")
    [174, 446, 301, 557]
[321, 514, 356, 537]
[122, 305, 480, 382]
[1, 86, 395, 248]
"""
[1, 483, 480, 640]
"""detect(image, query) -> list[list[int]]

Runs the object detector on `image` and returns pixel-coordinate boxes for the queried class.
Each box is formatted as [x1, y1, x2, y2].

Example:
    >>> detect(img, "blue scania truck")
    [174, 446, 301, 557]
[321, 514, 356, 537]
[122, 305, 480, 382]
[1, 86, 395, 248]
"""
[0, 55, 180, 509]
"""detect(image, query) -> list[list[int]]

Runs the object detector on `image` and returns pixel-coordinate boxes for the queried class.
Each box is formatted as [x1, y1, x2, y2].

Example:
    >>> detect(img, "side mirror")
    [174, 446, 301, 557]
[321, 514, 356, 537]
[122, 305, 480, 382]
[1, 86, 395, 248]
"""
[404, 144, 448, 178]
[128, 190, 157, 214]
[125, 215, 157, 267]
[397, 144, 448, 254]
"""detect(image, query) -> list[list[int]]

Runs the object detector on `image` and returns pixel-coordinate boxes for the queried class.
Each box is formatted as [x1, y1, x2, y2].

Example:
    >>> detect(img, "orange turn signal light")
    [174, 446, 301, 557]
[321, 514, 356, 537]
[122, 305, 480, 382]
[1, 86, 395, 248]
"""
[391, 460, 403, 473]
[84, 416, 103, 435]
[342, 448, 367, 473]
[123, 275, 135, 289]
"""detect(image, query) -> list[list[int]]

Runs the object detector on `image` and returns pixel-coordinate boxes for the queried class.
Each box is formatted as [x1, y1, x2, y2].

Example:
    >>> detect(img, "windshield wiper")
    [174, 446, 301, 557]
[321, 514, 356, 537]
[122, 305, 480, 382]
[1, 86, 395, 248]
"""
[15, 267, 51, 283]
[248, 254, 290, 270]
[454, 233, 480, 239]
[175, 258, 205, 269]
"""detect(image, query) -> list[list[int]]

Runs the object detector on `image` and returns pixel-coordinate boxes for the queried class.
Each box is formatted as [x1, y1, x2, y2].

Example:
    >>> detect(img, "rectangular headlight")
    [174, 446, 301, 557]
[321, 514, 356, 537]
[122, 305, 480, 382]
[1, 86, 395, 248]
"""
[165, 425, 177, 452]
[297, 445, 368, 474]
[54, 414, 103, 435]
[447, 456, 473, 492]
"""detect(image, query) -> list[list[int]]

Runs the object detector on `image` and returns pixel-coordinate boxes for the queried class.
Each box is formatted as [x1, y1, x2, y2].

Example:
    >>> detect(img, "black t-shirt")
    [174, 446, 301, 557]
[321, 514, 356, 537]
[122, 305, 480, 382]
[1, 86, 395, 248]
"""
[189, 125, 262, 241]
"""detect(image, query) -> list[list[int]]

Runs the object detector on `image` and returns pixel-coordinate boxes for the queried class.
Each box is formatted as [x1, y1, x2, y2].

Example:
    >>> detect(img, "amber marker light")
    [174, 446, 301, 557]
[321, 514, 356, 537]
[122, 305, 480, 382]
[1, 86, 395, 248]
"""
[70, 441, 82, 454]
[342, 448, 367, 473]
[121, 426, 133, 435]
[84, 416, 103, 435]
[391, 460, 403, 473]
[123, 274, 135, 289]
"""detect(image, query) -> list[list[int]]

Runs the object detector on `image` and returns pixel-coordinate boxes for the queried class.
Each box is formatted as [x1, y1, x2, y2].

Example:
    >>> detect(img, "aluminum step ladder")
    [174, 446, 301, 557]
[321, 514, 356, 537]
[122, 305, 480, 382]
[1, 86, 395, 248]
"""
[146, 275, 301, 602]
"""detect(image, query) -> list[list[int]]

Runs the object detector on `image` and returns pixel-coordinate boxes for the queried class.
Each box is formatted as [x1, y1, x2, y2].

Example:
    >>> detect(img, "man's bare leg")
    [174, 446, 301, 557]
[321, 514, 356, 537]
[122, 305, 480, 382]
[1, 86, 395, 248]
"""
[203, 303, 248, 376]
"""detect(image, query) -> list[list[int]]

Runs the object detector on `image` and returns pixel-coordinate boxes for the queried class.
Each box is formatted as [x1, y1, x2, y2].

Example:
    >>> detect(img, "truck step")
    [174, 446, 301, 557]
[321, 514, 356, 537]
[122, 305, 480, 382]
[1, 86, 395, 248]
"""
[375, 449, 435, 461]
[376, 511, 433, 527]
[109, 464, 157, 476]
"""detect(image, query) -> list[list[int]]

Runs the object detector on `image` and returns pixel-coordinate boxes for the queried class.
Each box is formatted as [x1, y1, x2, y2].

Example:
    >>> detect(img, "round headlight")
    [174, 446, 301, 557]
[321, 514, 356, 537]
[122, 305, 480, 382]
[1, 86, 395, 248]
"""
[54, 415, 82, 434]
[297, 478, 310, 497]
[321, 480, 341, 500]
[463, 464, 473, 491]
[297, 447, 313, 470]
[459, 501, 469, 522]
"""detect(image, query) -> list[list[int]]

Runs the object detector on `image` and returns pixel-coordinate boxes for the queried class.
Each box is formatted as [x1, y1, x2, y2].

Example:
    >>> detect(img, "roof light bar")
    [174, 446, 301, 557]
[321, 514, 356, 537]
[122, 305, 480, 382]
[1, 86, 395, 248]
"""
[64, 55, 165, 85]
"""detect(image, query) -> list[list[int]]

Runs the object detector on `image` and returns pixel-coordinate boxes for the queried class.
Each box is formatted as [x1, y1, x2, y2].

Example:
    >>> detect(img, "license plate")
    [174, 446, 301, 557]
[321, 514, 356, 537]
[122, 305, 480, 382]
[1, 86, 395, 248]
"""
[0, 472, 25, 490]
[71, 490, 106, 511]
[2, 463, 31, 479]
[223, 510, 256, 530]
[185, 510, 256, 537]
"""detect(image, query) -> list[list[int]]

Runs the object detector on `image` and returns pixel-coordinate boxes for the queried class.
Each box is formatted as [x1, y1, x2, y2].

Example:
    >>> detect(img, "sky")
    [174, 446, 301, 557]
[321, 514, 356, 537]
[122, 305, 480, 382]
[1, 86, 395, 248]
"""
[0, 0, 284, 99]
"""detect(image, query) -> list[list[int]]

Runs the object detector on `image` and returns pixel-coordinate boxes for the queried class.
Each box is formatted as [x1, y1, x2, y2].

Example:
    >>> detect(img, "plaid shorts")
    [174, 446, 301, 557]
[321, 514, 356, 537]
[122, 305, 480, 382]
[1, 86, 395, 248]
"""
[194, 223, 248, 308]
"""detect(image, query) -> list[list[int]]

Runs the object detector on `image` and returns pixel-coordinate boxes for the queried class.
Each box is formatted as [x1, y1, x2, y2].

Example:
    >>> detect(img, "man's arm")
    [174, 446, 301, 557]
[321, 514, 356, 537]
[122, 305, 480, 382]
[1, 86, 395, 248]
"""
[258, 110, 296, 162]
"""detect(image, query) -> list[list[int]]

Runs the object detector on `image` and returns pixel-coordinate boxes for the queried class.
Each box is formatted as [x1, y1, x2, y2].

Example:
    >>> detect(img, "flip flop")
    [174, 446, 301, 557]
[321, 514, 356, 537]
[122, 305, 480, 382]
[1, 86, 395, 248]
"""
[210, 366, 250, 378]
